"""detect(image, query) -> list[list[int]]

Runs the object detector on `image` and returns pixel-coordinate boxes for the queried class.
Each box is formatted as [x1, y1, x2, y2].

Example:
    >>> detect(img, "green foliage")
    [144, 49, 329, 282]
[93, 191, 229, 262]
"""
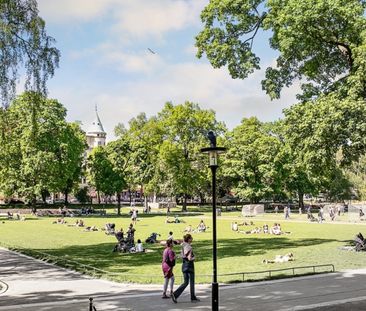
[0, 0, 60, 107]
[87, 146, 125, 198]
[74, 186, 90, 204]
[156, 102, 226, 209]
[224, 117, 284, 202]
[0, 92, 84, 203]
[196, 0, 366, 100]
[345, 155, 366, 200]
[284, 94, 366, 170]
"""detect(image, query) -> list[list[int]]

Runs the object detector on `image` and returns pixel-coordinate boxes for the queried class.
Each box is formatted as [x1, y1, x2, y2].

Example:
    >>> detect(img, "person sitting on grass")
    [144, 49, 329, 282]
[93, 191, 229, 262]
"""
[270, 223, 281, 235]
[196, 220, 207, 233]
[174, 216, 181, 223]
[263, 253, 294, 264]
[77, 219, 85, 227]
[263, 224, 269, 234]
[68, 219, 79, 226]
[136, 239, 144, 253]
[231, 222, 239, 232]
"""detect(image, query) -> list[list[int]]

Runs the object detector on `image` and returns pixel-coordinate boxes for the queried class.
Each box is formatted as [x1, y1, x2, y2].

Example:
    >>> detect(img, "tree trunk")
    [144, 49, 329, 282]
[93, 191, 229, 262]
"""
[64, 190, 69, 205]
[129, 189, 132, 206]
[117, 192, 121, 216]
[298, 191, 304, 209]
[97, 191, 101, 204]
[182, 193, 188, 212]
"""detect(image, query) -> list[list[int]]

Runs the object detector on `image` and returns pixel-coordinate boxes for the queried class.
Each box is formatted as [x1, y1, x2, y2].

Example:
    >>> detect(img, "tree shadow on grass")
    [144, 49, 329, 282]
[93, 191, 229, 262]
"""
[27, 236, 338, 275]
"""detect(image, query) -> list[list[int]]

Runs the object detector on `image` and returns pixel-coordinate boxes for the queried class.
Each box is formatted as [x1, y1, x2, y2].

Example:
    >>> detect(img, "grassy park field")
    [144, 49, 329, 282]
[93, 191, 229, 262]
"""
[1, 208, 366, 284]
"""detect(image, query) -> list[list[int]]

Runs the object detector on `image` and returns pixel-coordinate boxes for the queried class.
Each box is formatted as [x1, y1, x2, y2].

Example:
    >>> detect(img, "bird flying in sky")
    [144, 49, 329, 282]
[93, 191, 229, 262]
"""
[147, 48, 156, 54]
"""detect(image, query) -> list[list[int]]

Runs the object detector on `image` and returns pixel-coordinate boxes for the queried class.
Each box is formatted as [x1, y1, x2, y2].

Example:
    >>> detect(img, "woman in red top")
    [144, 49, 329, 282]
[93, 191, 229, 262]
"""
[162, 239, 176, 298]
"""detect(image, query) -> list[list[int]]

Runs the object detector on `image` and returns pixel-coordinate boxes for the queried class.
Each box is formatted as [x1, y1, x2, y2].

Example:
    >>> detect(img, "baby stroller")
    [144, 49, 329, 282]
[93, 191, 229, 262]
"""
[354, 233, 366, 252]
[105, 223, 115, 235]
[113, 231, 135, 253]
[145, 232, 160, 244]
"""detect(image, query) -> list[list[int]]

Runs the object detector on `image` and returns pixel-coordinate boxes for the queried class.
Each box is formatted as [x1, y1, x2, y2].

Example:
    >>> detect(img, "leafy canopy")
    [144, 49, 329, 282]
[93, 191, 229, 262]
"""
[0, 0, 60, 107]
[196, 0, 366, 100]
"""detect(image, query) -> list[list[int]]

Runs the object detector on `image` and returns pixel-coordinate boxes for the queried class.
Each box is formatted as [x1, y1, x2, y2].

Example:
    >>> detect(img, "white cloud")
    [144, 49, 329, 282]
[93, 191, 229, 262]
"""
[112, 0, 207, 40]
[37, 0, 118, 23]
[38, 0, 207, 40]
[57, 59, 298, 141]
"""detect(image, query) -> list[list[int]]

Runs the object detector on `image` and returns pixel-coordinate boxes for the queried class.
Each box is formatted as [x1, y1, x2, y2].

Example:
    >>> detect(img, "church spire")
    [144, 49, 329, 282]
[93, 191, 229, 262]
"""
[87, 104, 105, 134]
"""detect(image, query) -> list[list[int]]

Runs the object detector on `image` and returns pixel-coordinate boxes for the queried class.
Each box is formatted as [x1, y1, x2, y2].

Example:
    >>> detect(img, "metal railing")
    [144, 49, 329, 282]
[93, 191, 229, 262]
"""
[214, 264, 335, 283]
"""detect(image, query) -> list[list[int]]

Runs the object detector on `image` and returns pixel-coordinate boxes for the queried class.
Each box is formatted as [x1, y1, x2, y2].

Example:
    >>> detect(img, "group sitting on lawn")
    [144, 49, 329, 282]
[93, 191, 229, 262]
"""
[231, 222, 290, 235]
[183, 220, 207, 233]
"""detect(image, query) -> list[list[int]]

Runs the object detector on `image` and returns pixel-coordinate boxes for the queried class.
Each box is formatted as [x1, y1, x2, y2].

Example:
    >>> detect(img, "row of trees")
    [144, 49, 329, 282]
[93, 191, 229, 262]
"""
[86, 100, 366, 212]
[1, 0, 366, 210]
[0, 95, 365, 210]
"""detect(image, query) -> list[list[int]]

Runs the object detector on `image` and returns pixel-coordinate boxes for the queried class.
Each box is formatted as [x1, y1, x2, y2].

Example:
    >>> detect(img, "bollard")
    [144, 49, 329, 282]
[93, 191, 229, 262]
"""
[89, 297, 97, 311]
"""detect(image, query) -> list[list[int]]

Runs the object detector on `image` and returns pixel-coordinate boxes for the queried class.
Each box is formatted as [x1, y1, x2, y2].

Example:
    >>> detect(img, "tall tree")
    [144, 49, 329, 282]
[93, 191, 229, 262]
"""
[52, 123, 87, 204]
[0, 92, 79, 204]
[224, 117, 284, 203]
[157, 102, 225, 211]
[0, 0, 60, 107]
[87, 146, 125, 208]
[106, 138, 130, 214]
[196, 0, 366, 101]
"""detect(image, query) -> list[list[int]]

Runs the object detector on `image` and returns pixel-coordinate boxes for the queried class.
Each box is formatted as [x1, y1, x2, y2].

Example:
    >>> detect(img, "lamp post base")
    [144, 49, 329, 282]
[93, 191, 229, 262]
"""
[212, 282, 219, 311]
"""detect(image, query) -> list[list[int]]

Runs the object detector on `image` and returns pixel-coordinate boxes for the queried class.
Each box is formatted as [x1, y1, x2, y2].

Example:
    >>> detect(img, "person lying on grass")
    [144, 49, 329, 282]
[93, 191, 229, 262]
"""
[183, 225, 192, 233]
[52, 218, 67, 224]
[84, 225, 98, 232]
[262, 253, 294, 264]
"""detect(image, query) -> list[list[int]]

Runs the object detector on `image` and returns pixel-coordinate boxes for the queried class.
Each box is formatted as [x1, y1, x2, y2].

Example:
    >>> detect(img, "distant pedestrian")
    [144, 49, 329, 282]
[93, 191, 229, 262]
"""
[131, 208, 137, 225]
[284, 206, 290, 219]
[162, 239, 176, 299]
[171, 234, 200, 303]
[318, 207, 324, 223]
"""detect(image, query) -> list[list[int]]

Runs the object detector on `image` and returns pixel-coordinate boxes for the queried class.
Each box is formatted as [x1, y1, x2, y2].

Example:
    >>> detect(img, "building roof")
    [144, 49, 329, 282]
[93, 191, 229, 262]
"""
[87, 107, 106, 134]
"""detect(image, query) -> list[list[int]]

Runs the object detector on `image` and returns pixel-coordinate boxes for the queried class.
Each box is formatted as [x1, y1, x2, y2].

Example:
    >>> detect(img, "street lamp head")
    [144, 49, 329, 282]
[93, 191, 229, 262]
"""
[201, 131, 226, 167]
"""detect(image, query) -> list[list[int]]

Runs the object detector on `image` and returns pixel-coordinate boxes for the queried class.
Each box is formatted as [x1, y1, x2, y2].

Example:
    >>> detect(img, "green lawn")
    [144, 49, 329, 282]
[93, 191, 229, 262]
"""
[1, 209, 366, 283]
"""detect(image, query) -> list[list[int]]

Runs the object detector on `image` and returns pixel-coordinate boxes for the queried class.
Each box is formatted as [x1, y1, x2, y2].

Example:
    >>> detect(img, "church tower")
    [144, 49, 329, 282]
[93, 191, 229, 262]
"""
[86, 106, 106, 151]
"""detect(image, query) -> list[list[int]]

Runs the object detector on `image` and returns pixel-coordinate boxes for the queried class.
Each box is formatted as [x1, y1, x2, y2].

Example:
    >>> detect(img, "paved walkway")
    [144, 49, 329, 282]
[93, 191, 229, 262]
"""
[1, 248, 366, 311]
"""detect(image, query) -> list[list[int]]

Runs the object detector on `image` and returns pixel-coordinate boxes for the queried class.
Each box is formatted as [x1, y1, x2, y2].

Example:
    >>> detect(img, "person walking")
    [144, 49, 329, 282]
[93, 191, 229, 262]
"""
[162, 239, 176, 298]
[171, 234, 200, 303]
[131, 208, 137, 226]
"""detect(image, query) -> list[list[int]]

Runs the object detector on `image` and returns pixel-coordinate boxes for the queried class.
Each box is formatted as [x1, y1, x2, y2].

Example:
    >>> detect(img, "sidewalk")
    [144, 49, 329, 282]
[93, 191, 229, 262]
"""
[1, 247, 366, 310]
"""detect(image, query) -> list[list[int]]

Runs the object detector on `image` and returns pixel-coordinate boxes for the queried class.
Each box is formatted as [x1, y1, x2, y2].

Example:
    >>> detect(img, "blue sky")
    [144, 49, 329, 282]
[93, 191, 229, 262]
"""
[37, 0, 298, 140]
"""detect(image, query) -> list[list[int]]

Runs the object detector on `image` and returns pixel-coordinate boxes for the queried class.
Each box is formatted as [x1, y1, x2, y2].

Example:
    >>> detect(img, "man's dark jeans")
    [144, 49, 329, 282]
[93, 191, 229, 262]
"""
[173, 271, 195, 299]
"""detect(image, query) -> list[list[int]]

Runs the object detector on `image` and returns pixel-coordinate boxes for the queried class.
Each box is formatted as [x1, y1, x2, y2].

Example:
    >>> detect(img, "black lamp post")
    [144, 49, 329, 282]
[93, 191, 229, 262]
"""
[201, 131, 226, 311]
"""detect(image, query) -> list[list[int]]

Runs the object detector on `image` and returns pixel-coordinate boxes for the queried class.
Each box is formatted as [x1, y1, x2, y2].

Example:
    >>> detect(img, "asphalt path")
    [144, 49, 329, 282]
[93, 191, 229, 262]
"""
[1, 248, 366, 310]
